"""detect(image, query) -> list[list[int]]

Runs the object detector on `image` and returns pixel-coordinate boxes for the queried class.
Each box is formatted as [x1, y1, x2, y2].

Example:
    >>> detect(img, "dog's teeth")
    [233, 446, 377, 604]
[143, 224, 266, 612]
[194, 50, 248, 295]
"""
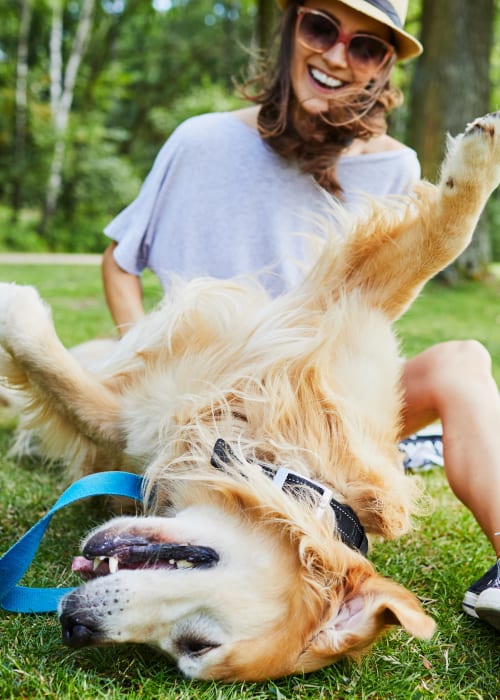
[93, 556, 104, 570]
[108, 556, 119, 574]
[176, 560, 194, 569]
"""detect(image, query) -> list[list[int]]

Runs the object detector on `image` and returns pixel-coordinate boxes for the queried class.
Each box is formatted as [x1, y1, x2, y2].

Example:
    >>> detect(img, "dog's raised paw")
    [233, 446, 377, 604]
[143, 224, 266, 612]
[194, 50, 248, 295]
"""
[441, 112, 500, 198]
[464, 111, 500, 139]
[459, 112, 500, 164]
[0, 283, 49, 346]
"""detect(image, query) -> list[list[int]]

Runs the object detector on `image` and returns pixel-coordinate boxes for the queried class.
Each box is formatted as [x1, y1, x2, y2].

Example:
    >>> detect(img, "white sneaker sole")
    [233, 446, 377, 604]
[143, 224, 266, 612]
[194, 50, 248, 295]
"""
[475, 588, 500, 631]
[462, 590, 480, 619]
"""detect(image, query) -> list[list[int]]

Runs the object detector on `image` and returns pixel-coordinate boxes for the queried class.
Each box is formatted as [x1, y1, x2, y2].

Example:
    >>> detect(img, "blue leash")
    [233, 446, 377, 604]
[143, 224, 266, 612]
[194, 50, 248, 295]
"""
[0, 471, 144, 614]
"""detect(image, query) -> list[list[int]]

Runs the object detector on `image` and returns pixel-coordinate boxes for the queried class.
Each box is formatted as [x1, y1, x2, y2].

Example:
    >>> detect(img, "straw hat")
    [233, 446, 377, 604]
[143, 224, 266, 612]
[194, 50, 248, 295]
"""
[277, 0, 422, 60]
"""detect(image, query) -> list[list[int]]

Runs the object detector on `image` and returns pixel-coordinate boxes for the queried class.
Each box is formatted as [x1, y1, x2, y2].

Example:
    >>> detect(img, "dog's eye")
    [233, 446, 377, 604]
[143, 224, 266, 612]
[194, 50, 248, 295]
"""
[177, 636, 219, 657]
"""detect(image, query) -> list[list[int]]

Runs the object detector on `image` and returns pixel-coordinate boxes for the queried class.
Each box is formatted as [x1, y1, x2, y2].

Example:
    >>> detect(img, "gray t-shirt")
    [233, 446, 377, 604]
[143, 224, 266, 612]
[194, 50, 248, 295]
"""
[105, 112, 420, 296]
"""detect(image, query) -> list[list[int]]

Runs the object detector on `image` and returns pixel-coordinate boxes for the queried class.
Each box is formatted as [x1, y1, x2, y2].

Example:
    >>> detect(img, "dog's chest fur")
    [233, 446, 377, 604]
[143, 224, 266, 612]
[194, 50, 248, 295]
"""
[117, 287, 404, 511]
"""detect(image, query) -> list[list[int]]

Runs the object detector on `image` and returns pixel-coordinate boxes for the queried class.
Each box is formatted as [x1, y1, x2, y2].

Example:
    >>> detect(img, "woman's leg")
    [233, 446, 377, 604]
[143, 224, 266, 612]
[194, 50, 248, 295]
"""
[401, 340, 500, 629]
[401, 340, 500, 555]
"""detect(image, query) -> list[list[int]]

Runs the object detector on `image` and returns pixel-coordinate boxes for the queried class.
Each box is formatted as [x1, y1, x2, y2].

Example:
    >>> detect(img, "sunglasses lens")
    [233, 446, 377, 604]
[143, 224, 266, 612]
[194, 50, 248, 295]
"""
[349, 36, 389, 68]
[297, 10, 392, 70]
[299, 12, 339, 52]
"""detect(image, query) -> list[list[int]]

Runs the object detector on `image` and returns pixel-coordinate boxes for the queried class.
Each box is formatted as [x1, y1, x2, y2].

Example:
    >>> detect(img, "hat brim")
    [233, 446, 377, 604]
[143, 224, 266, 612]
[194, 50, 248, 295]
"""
[277, 0, 422, 61]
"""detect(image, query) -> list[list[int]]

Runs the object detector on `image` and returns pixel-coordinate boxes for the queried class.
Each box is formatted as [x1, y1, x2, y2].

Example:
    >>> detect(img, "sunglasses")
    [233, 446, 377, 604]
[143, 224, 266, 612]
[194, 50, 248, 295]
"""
[296, 7, 395, 71]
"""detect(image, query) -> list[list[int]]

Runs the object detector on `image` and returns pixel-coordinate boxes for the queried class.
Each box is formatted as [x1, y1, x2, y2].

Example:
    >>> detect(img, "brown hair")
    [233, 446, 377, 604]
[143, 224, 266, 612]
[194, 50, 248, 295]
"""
[244, 1, 403, 197]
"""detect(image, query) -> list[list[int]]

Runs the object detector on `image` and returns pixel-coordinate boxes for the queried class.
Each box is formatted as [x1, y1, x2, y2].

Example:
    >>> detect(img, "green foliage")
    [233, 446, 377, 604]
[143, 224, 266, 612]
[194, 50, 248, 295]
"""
[396, 273, 500, 385]
[388, 0, 422, 141]
[487, 194, 500, 263]
[0, 263, 499, 697]
[0, 206, 48, 252]
[2, 0, 500, 262]
[0, 0, 256, 248]
[148, 79, 246, 139]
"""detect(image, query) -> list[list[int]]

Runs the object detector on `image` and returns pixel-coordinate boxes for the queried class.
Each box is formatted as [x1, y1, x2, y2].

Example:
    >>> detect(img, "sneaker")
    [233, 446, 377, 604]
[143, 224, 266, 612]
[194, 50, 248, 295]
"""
[462, 559, 500, 631]
[399, 426, 444, 472]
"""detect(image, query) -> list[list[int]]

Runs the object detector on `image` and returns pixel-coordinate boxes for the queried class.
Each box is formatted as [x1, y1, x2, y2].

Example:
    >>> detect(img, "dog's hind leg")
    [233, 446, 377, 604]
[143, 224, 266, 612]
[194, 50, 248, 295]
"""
[0, 283, 123, 452]
[312, 113, 500, 320]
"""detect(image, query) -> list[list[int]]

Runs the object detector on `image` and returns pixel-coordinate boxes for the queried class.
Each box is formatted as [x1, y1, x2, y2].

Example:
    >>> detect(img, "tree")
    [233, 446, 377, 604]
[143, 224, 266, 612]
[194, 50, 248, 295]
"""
[11, 0, 33, 222]
[39, 0, 96, 235]
[407, 0, 495, 280]
[0, 0, 259, 249]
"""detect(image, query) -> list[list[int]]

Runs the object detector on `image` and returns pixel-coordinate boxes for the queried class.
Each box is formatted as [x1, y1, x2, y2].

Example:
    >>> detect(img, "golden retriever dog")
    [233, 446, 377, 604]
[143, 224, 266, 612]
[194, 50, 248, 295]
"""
[1, 114, 499, 681]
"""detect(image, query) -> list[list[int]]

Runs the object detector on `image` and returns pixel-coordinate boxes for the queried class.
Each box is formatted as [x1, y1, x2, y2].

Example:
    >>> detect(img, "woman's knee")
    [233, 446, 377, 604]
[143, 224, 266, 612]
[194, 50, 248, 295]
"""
[410, 340, 492, 394]
[402, 341, 494, 433]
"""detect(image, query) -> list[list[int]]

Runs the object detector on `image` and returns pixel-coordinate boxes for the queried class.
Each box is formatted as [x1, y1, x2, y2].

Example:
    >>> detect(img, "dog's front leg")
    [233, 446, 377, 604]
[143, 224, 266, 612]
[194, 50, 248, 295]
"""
[0, 283, 123, 448]
[341, 112, 500, 320]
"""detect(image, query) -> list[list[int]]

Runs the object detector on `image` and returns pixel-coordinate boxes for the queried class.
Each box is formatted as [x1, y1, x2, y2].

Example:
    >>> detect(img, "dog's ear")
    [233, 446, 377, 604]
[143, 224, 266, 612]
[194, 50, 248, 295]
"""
[298, 572, 435, 672]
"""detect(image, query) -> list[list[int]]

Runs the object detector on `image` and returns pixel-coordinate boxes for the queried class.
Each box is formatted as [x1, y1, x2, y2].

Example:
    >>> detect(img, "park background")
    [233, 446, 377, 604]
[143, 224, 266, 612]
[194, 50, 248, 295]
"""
[1, 2, 500, 699]
[1, 0, 500, 280]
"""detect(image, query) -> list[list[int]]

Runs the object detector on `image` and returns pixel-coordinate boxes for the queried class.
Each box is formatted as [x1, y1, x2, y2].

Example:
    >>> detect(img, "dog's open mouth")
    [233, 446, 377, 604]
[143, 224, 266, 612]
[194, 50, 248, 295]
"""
[72, 531, 219, 580]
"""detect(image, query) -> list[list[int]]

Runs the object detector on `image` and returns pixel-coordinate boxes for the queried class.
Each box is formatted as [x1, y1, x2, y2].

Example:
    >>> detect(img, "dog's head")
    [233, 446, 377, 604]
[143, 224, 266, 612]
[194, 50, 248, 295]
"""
[59, 477, 435, 681]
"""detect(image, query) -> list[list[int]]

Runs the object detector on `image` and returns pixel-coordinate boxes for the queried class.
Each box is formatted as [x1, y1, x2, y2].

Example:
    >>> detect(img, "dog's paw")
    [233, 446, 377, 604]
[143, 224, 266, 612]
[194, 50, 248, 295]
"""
[441, 112, 500, 195]
[464, 111, 500, 139]
[0, 283, 50, 347]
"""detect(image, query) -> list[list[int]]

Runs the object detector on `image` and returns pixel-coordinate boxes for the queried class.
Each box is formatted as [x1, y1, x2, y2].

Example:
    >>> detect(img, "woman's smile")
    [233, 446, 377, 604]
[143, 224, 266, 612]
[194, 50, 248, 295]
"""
[308, 65, 346, 91]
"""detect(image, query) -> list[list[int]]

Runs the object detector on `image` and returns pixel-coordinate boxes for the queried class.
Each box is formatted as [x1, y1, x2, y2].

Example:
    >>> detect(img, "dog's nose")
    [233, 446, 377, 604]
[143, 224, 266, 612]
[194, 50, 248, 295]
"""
[60, 612, 96, 647]
[59, 592, 102, 648]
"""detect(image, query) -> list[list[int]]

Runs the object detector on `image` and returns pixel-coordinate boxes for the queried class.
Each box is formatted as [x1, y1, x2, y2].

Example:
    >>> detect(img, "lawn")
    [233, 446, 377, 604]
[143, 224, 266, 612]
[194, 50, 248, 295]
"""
[0, 262, 499, 700]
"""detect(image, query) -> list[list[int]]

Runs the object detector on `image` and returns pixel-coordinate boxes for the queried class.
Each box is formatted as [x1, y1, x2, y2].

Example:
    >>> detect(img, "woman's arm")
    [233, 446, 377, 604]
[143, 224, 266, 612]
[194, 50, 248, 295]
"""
[102, 242, 145, 337]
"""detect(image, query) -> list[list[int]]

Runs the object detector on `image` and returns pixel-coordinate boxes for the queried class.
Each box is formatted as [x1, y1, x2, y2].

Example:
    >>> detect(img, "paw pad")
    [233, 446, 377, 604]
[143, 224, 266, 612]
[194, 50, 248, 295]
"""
[464, 112, 500, 138]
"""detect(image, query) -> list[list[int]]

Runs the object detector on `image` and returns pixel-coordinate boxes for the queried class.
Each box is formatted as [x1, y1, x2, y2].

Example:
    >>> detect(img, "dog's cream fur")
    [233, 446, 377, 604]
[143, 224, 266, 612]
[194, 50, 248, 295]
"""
[1, 115, 500, 681]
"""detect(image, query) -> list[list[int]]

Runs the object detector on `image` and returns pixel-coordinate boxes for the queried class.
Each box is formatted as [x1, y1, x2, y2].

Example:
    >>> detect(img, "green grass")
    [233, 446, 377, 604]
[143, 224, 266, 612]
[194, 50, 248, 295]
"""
[0, 264, 499, 699]
[396, 271, 500, 385]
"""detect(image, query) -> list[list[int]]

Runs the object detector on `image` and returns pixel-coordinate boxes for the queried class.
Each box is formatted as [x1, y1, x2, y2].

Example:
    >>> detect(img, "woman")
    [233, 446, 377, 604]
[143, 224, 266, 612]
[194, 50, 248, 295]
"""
[102, 0, 500, 632]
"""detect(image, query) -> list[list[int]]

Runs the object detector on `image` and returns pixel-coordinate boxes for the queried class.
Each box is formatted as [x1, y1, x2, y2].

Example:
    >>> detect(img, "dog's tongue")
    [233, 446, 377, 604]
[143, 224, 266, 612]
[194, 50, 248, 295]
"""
[71, 555, 109, 580]
[71, 556, 92, 573]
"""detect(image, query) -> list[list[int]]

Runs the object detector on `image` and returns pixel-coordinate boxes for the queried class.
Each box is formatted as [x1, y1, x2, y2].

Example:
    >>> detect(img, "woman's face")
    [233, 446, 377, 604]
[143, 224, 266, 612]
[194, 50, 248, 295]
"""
[290, 0, 394, 115]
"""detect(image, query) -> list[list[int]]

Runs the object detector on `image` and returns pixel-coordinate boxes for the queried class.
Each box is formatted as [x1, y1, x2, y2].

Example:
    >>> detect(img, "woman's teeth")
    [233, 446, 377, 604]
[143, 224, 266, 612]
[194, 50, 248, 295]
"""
[310, 67, 343, 89]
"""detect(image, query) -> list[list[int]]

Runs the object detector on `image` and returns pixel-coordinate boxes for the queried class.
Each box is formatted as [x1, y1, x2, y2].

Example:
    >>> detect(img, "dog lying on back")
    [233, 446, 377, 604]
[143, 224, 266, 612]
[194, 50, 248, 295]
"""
[1, 114, 499, 681]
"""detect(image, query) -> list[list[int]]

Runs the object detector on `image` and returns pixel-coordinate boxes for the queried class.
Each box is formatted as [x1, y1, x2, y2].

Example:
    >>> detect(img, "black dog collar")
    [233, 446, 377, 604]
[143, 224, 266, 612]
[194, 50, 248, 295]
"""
[211, 439, 368, 556]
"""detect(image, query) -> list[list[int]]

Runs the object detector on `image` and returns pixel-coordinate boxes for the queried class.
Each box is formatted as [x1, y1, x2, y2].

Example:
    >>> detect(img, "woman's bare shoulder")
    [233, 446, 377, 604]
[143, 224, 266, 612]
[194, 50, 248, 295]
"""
[345, 134, 406, 156]
[231, 106, 260, 130]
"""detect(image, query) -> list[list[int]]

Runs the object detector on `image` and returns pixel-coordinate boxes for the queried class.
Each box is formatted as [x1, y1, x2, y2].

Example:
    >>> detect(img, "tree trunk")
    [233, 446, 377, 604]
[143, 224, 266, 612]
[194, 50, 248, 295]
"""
[407, 0, 494, 280]
[40, 0, 96, 236]
[11, 0, 33, 222]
